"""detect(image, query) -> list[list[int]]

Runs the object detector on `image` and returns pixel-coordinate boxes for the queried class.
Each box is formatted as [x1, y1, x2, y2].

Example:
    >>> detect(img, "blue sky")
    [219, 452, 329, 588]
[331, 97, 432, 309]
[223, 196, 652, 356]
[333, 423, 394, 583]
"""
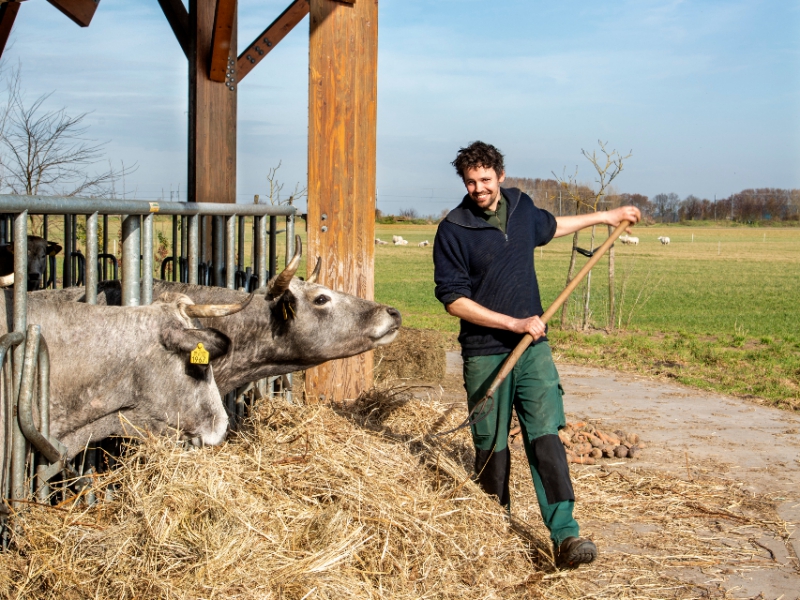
[6, 0, 800, 215]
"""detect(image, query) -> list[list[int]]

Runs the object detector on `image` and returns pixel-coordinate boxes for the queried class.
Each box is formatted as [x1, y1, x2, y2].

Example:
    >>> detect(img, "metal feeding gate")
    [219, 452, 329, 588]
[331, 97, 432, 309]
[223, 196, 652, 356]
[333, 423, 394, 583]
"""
[0, 195, 297, 540]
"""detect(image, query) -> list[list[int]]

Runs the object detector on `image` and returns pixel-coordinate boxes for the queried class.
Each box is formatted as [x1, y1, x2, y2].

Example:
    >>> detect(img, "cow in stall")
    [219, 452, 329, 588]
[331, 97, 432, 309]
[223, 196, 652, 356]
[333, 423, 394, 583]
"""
[0, 291, 252, 461]
[0, 235, 62, 290]
[33, 237, 403, 396]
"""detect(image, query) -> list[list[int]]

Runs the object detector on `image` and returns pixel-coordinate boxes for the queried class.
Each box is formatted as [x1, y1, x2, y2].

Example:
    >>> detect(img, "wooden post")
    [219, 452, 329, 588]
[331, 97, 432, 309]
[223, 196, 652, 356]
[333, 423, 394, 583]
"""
[189, 0, 237, 204]
[306, 0, 378, 403]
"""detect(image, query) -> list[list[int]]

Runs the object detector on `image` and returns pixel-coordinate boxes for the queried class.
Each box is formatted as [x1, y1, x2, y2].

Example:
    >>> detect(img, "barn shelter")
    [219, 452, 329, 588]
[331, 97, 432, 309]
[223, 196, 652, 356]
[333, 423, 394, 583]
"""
[0, 0, 378, 403]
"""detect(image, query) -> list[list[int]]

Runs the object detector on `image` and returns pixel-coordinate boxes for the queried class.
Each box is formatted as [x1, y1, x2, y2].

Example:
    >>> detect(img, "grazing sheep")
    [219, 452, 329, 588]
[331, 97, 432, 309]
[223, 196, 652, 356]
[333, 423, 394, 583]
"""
[418, 240, 430, 247]
[394, 239, 409, 246]
[657, 236, 670, 245]
[619, 235, 639, 245]
[392, 235, 403, 243]
[374, 238, 388, 245]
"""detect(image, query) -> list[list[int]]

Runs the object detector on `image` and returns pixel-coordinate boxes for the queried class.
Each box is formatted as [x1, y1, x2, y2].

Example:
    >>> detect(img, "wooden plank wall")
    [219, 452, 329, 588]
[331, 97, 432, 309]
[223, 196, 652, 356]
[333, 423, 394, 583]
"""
[305, 0, 378, 403]
[189, 0, 237, 203]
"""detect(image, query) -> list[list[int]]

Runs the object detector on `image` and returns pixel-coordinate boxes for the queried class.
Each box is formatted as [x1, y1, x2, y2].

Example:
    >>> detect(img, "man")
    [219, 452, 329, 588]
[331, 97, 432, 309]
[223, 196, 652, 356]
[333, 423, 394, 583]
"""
[433, 141, 640, 569]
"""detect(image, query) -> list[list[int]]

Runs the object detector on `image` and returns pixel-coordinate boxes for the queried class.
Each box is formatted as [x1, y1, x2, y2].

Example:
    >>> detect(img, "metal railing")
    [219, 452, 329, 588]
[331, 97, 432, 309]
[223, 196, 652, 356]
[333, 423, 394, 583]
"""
[0, 195, 297, 527]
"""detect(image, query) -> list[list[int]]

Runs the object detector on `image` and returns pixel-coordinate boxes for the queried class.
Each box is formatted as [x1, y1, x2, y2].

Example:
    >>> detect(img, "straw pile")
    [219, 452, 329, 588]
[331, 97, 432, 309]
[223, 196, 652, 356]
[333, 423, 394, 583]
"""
[0, 387, 789, 599]
[373, 327, 447, 383]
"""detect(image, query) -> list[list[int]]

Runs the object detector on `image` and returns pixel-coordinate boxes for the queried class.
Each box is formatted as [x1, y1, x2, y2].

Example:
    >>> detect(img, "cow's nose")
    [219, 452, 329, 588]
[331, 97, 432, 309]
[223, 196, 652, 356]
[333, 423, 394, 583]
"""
[386, 307, 402, 325]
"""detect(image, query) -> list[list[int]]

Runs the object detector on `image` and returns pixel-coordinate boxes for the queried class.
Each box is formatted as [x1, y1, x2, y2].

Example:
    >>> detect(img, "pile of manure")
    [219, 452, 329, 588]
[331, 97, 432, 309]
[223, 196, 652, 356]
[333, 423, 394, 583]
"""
[0, 387, 787, 599]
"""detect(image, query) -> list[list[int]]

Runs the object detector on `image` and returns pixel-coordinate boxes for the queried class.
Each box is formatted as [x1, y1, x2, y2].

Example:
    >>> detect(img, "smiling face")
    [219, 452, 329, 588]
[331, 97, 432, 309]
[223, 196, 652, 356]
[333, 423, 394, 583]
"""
[463, 165, 506, 211]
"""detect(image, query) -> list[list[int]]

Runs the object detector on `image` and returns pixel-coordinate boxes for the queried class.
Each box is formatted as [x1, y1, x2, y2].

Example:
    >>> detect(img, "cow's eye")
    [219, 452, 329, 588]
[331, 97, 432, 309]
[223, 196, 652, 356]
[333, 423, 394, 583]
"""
[314, 294, 330, 306]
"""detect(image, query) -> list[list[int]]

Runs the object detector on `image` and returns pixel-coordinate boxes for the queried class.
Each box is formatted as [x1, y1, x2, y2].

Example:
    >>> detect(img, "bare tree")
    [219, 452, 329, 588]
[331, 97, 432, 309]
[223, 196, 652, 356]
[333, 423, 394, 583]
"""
[554, 141, 631, 330]
[0, 74, 133, 199]
[258, 160, 307, 206]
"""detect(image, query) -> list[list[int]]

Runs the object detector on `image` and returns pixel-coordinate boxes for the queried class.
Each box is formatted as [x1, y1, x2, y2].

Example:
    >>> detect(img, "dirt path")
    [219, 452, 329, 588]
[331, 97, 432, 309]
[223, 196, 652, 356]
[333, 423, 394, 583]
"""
[443, 352, 800, 598]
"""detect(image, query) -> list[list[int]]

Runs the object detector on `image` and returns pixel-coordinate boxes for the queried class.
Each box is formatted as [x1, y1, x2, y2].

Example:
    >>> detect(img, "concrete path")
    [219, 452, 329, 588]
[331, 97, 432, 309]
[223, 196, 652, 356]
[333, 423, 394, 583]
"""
[445, 352, 800, 598]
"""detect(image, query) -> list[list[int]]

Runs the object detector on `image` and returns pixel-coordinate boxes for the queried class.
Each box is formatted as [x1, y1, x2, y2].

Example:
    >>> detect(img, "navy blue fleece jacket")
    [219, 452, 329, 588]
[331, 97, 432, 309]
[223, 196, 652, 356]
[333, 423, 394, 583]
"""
[433, 187, 557, 357]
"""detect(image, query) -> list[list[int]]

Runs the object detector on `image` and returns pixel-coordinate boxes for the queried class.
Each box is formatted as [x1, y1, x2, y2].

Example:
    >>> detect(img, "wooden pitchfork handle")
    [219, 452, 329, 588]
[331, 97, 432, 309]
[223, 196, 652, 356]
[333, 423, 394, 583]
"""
[481, 220, 632, 400]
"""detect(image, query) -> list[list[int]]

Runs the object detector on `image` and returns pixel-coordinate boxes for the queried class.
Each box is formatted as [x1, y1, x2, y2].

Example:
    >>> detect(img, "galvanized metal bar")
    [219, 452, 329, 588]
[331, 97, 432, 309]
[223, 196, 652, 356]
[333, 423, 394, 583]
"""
[252, 216, 259, 286]
[212, 216, 224, 287]
[285, 213, 295, 264]
[13, 212, 27, 389]
[1, 332, 24, 511]
[283, 214, 295, 403]
[142, 213, 154, 305]
[121, 215, 141, 307]
[102, 214, 109, 281]
[0, 195, 296, 217]
[63, 214, 72, 287]
[70, 215, 78, 285]
[34, 332, 51, 501]
[85, 212, 98, 305]
[42, 215, 49, 290]
[269, 215, 277, 279]
[180, 216, 188, 282]
[199, 215, 206, 265]
[188, 214, 199, 285]
[256, 215, 267, 288]
[171, 215, 178, 282]
[225, 391, 235, 428]
[237, 215, 245, 272]
[225, 215, 235, 289]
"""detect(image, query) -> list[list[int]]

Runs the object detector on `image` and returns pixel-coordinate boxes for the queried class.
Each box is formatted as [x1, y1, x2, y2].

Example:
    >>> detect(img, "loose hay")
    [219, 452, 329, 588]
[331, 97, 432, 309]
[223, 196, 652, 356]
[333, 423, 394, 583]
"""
[373, 327, 446, 383]
[0, 388, 791, 599]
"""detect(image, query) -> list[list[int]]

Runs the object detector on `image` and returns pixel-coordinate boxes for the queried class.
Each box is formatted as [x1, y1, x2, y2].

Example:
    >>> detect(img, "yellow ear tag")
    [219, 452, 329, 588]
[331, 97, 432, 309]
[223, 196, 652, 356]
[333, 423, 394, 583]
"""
[190, 343, 210, 365]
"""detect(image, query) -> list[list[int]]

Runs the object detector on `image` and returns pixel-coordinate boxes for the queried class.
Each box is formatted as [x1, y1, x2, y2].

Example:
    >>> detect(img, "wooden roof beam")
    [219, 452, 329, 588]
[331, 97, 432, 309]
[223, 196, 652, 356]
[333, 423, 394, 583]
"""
[0, 1, 21, 59]
[157, 0, 189, 59]
[209, 0, 236, 82]
[236, 0, 309, 82]
[46, 0, 100, 27]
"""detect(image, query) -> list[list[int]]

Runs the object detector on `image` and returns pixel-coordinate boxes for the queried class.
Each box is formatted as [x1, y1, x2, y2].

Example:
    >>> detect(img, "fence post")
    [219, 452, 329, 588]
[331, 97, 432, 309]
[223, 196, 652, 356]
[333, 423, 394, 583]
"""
[257, 215, 267, 288]
[86, 212, 98, 305]
[225, 215, 235, 289]
[121, 215, 141, 307]
[188, 214, 199, 285]
[269, 215, 277, 279]
[10, 212, 28, 507]
[142, 213, 154, 305]
[212, 216, 224, 287]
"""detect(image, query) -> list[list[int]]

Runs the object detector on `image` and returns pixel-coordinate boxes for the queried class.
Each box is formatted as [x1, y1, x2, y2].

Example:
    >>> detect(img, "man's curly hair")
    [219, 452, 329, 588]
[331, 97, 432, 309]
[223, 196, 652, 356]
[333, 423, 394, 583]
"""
[451, 141, 505, 180]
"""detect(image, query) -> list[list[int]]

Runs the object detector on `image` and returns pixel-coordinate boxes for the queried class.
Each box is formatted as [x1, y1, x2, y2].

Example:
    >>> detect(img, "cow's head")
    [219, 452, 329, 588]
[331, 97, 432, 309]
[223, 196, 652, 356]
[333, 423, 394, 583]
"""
[2, 236, 62, 290]
[262, 237, 401, 366]
[130, 293, 254, 448]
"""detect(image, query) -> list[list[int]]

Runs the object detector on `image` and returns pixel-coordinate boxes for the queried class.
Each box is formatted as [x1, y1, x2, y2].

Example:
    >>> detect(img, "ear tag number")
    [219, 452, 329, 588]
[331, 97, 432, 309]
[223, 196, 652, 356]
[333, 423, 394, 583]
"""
[190, 343, 210, 365]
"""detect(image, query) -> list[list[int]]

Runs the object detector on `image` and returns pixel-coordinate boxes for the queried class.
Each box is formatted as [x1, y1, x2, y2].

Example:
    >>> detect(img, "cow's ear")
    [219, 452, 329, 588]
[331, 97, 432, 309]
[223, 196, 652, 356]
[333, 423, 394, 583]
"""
[160, 327, 231, 360]
[47, 242, 62, 257]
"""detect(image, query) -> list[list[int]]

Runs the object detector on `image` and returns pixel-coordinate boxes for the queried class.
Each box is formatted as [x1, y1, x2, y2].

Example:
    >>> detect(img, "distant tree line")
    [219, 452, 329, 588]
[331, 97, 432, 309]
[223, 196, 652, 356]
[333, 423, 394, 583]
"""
[503, 177, 800, 224]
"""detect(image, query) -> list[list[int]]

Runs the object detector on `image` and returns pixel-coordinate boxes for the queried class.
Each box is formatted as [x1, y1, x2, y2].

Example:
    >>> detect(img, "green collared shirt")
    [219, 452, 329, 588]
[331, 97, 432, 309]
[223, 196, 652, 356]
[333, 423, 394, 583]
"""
[480, 191, 508, 233]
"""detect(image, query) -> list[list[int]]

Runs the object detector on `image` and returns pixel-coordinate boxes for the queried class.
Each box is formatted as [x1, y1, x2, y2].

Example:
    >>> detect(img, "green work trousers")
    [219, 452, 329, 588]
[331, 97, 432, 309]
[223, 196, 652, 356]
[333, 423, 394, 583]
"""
[463, 341, 579, 545]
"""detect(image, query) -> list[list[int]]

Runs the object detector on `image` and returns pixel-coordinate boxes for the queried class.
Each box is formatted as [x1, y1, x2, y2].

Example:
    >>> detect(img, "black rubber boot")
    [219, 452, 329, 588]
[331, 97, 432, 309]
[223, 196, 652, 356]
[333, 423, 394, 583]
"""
[555, 536, 597, 569]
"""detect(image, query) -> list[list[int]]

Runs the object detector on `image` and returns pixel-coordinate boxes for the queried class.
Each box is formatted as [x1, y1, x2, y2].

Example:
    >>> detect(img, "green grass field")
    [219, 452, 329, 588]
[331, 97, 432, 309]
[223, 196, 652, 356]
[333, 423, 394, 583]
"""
[374, 224, 800, 408]
[36, 217, 800, 407]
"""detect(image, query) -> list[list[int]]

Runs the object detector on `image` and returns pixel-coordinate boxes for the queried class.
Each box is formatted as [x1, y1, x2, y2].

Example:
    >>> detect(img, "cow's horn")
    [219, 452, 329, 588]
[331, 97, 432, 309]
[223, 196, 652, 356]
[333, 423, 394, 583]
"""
[184, 292, 255, 318]
[268, 235, 302, 296]
[306, 257, 322, 284]
[0, 273, 13, 287]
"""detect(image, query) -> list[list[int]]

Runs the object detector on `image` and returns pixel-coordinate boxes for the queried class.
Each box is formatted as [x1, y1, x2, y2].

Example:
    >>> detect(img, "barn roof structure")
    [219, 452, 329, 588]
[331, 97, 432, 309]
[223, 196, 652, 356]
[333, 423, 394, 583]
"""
[0, 0, 378, 403]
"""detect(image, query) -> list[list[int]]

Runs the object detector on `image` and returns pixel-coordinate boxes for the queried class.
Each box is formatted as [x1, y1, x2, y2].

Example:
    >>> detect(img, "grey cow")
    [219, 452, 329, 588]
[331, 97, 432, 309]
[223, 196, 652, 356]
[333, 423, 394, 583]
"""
[35, 239, 402, 395]
[1, 290, 250, 460]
